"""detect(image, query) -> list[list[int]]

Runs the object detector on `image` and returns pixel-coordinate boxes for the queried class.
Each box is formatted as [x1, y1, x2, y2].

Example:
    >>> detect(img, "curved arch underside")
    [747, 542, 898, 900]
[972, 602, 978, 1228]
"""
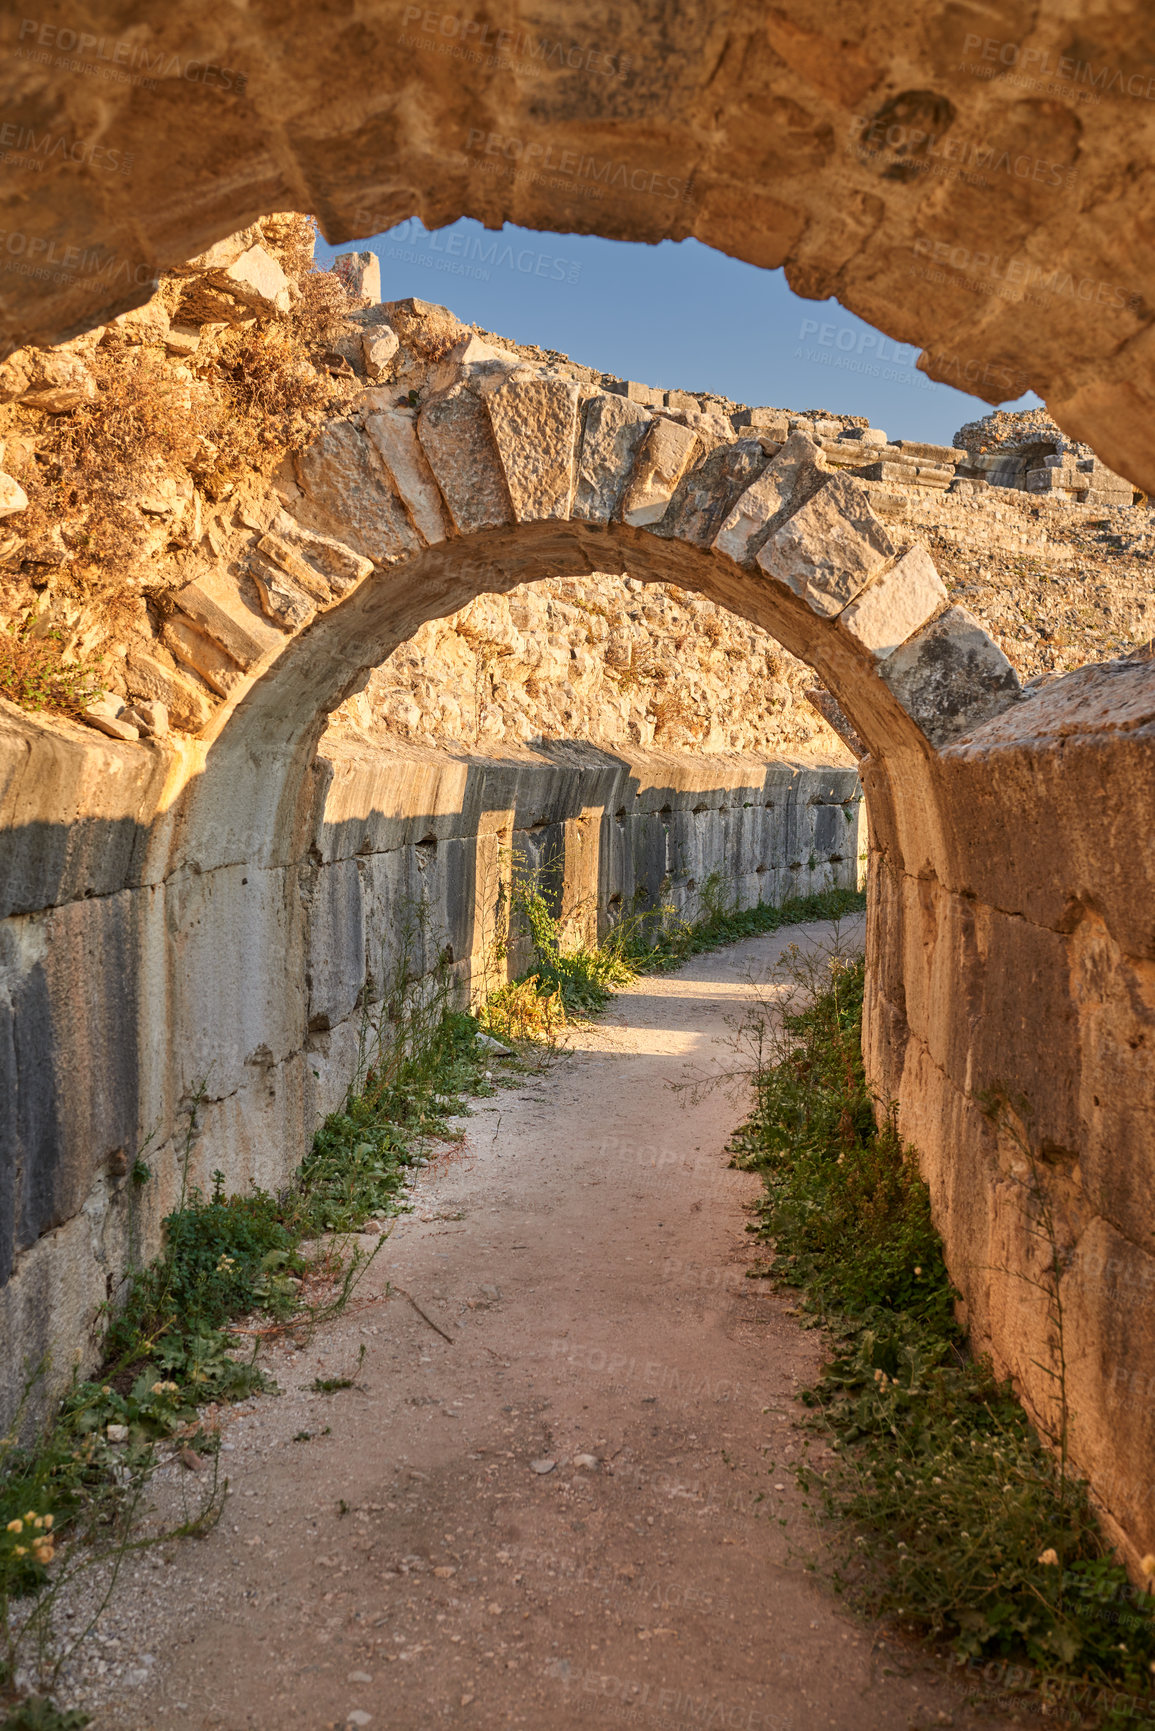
[5, 1, 1155, 488]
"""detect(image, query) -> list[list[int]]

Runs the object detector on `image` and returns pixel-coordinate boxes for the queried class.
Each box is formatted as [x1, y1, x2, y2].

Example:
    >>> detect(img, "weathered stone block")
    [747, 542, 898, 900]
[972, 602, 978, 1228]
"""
[361, 326, 399, 381]
[483, 372, 580, 521]
[332, 250, 381, 303]
[82, 698, 139, 742]
[264, 511, 373, 595]
[620, 417, 701, 527]
[293, 421, 422, 562]
[573, 392, 651, 522]
[164, 616, 246, 697]
[712, 431, 825, 564]
[757, 472, 899, 615]
[656, 440, 767, 544]
[125, 650, 214, 733]
[838, 542, 947, 659]
[249, 554, 316, 632]
[208, 243, 291, 315]
[174, 567, 284, 669]
[251, 533, 332, 603]
[880, 605, 1020, 744]
[417, 383, 513, 534]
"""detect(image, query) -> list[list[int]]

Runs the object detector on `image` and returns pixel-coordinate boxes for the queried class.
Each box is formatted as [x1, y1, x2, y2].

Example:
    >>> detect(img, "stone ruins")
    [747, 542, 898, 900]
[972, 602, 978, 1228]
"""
[1, 0, 1153, 1594]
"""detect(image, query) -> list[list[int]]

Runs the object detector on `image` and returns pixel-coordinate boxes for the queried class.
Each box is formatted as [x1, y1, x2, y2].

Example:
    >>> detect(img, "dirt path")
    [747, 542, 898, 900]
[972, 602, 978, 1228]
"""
[70, 920, 1002, 1731]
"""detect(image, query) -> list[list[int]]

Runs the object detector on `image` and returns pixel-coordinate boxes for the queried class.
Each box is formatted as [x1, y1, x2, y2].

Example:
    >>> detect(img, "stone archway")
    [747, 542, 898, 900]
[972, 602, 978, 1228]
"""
[2, 303, 1154, 1570]
[170, 321, 1019, 879]
[6, 3, 1155, 490]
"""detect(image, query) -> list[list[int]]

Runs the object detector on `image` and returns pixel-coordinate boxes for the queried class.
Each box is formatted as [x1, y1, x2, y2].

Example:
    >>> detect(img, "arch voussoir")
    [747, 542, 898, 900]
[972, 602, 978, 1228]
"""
[155, 313, 1024, 770]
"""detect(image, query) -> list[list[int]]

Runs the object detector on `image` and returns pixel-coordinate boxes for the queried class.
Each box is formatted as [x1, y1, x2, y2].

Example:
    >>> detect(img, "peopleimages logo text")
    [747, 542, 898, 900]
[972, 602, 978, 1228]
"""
[17, 19, 247, 90]
[466, 129, 692, 201]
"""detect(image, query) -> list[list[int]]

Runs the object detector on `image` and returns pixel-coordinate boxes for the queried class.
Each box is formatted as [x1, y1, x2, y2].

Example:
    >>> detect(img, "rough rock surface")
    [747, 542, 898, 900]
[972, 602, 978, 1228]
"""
[1, 234, 1154, 1581]
[4, 3, 1155, 495]
[330, 575, 835, 757]
[0, 232, 1149, 765]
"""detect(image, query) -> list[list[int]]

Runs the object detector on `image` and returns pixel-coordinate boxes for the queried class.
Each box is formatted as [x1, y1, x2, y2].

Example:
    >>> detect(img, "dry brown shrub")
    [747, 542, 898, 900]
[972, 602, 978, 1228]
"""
[291, 270, 352, 343]
[260, 212, 318, 280]
[204, 325, 334, 492]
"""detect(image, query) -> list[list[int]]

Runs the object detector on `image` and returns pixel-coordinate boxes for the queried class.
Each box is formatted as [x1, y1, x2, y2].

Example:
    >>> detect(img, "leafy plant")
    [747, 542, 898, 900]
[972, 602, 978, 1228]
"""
[0, 616, 104, 717]
[731, 941, 1155, 1717]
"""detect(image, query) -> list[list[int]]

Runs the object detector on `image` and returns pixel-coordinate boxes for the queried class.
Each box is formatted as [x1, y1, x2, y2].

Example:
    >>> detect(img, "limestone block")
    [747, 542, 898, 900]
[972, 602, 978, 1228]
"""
[108, 293, 171, 345]
[757, 472, 899, 616]
[165, 863, 306, 1105]
[164, 324, 201, 357]
[17, 350, 95, 413]
[416, 383, 513, 534]
[333, 250, 381, 303]
[620, 417, 701, 527]
[893, 439, 966, 465]
[293, 420, 422, 561]
[624, 380, 664, 407]
[174, 568, 285, 668]
[483, 372, 580, 521]
[125, 699, 168, 739]
[574, 392, 651, 522]
[880, 605, 1020, 745]
[732, 407, 790, 438]
[0, 472, 28, 517]
[380, 297, 468, 359]
[264, 510, 373, 595]
[164, 617, 247, 697]
[305, 857, 366, 1031]
[250, 553, 317, 632]
[713, 431, 825, 564]
[665, 389, 700, 413]
[361, 325, 399, 381]
[184, 229, 259, 273]
[657, 440, 767, 544]
[82, 697, 140, 741]
[2, 889, 143, 1255]
[838, 542, 947, 659]
[126, 648, 215, 732]
[362, 405, 449, 544]
[805, 687, 865, 757]
[251, 534, 331, 602]
[208, 244, 292, 315]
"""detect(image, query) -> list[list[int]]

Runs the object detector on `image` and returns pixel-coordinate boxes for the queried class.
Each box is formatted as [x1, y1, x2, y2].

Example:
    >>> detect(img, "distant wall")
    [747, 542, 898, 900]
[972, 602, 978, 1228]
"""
[0, 703, 862, 1425]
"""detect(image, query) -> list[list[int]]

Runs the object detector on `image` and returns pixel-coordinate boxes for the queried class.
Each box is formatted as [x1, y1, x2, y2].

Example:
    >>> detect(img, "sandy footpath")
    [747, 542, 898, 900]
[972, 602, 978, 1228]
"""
[59, 918, 1004, 1731]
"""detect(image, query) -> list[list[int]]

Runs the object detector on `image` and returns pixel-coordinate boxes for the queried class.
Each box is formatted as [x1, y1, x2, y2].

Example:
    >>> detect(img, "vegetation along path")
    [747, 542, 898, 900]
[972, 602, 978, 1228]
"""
[66, 919, 1006, 1731]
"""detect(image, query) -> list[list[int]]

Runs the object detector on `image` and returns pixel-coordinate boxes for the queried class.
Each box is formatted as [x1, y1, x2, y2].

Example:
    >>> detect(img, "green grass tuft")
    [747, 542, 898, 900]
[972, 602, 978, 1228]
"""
[735, 948, 1155, 1719]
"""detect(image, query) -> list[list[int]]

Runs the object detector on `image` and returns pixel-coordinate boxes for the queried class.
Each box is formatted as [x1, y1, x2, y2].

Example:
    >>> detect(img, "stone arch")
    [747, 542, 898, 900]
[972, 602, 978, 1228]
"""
[172, 328, 1019, 882]
[4, 310, 1155, 1570]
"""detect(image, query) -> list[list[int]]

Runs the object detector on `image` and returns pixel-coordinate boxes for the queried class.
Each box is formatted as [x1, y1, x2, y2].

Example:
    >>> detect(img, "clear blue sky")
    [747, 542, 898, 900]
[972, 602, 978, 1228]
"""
[316, 217, 1041, 447]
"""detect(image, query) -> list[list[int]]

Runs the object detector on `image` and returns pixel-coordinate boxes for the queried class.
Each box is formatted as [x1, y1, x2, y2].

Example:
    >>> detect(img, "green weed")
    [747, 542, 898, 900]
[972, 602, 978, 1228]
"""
[0, 616, 104, 718]
[732, 943, 1155, 1720]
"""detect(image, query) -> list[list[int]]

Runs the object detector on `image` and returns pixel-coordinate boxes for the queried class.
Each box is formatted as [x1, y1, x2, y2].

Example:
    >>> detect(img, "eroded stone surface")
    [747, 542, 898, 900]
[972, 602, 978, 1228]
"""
[880, 605, 1021, 746]
[574, 392, 652, 522]
[839, 543, 947, 659]
[758, 473, 900, 616]
[6, 5, 1155, 494]
[416, 382, 513, 534]
[484, 371, 580, 522]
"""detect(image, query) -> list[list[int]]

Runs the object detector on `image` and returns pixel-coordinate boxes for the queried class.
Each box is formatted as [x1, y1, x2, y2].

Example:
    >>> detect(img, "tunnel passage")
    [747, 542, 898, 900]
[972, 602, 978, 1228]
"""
[2, 305, 1155, 1574]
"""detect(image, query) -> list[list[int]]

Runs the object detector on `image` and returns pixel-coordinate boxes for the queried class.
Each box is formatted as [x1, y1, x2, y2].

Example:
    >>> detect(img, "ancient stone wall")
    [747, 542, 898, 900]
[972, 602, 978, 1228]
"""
[1, 267, 1153, 1581]
[0, 705, 861, 1428]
